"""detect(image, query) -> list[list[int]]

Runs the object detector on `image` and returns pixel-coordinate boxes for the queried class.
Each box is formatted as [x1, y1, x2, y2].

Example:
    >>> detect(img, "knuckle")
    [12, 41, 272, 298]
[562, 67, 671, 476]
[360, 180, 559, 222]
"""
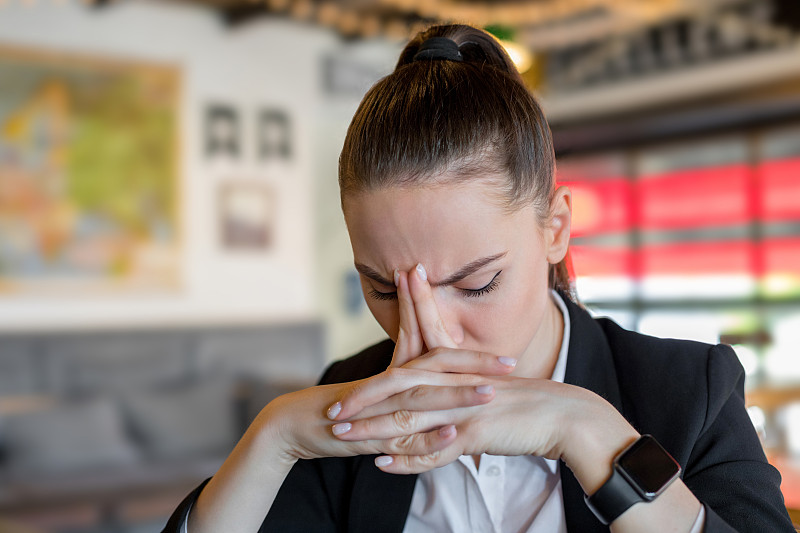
[428, 346, 446, 358]
[340, 383, 361, 408]
[387, 367, 409, 379]
[416, 450, 441, 468]
[391, 410, 416, 432]
[384, 367, 402, 383]
[408, 385, 428, 401]
[413, 351, 433, 364]
[346, 381, 363, 397]
[391, 433, 416, 452]
[434, 318, 448, 334]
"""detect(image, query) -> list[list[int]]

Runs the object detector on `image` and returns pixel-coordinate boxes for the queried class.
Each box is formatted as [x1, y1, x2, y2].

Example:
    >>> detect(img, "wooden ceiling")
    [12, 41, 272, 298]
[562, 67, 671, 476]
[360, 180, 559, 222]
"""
[178, 0, 721, 46]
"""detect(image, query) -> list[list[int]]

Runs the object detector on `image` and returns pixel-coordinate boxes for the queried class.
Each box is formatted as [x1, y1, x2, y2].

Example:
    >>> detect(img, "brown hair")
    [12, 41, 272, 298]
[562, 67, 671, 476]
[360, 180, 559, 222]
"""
[339, 24, 574, 298]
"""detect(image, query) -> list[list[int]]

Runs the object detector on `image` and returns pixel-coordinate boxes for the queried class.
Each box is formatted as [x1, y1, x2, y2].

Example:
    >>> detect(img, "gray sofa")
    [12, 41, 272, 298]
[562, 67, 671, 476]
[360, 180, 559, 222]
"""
[0, 322, 325, 533]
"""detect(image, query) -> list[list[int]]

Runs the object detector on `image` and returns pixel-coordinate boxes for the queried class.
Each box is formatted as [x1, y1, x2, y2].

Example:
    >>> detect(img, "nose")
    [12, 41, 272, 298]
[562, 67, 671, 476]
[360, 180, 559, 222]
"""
[431, 293, 465, 346]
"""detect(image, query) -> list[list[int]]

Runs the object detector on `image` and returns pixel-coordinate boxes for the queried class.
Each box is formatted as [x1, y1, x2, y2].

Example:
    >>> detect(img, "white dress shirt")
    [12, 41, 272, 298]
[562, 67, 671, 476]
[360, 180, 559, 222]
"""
[183, 291, 704, 532]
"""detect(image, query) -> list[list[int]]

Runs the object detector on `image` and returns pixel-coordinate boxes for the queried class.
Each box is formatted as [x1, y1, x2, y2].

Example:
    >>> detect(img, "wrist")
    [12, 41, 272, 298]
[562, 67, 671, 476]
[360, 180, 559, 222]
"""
[560, 397, 639, 496]
[585, 435, 684, 526]
[250, 401, 300, 471]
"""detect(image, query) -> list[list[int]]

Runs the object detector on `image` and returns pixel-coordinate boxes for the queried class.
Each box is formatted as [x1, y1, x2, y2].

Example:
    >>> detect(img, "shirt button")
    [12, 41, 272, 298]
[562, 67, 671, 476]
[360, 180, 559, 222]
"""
[486, 465, 501, 476]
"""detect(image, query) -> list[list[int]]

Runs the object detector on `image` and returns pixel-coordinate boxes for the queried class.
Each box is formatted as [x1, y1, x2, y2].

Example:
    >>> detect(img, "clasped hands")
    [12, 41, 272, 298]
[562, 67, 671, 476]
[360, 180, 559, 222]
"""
[267, 264, 624, 477]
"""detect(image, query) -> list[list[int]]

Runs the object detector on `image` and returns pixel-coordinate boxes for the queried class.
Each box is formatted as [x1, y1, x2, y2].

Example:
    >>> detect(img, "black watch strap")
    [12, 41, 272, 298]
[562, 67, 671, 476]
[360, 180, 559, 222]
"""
[583, 435, 681, 526]
[584, 468, 644, 525]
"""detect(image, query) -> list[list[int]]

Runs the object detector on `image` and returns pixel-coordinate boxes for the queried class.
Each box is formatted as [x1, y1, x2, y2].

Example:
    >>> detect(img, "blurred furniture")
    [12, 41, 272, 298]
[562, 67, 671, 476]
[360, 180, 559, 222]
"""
[0, 322, 324, 533]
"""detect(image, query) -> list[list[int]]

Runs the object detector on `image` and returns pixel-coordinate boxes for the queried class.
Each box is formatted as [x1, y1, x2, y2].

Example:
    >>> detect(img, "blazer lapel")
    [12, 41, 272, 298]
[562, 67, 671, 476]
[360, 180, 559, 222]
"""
[349, 455, 417, 533]
[559, 296, 625, 533]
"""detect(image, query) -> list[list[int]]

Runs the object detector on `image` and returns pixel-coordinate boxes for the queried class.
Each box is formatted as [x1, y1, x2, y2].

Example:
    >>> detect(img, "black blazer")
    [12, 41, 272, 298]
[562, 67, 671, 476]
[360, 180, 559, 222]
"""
[163, 296, 794, 532]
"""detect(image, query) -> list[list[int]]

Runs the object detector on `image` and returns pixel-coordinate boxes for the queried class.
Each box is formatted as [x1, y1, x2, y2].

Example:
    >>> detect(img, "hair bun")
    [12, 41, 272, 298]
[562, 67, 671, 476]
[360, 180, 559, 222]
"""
[412, 37, 463, 62]
[456, 40, 489, 64]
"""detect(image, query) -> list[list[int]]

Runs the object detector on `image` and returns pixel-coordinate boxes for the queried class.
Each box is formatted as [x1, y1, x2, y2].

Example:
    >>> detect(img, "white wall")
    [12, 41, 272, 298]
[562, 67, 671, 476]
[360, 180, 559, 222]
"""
[0, 0, 333, 330]
[312, 38, 403, 360]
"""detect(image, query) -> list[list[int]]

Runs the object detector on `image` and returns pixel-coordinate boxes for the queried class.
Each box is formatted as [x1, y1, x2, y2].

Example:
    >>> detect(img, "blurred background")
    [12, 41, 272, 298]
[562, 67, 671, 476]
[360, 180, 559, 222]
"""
[0, 0, 798, 531]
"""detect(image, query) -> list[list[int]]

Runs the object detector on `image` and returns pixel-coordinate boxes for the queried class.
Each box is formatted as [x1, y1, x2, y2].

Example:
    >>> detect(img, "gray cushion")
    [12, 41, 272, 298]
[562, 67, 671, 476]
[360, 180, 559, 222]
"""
[121, 378, 236, 461]
[42, 333, 190, 395]
[2, 398, 141, 475]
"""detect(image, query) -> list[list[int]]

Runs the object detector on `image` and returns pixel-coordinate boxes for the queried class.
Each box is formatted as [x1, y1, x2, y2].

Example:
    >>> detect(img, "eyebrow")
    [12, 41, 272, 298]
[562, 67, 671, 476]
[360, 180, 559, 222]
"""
[354, 251, 508, 288]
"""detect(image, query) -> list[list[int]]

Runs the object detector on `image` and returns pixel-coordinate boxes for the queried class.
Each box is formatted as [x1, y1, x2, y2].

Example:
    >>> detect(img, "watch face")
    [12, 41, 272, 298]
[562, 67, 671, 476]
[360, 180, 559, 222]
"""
[617, 435, 681, 498]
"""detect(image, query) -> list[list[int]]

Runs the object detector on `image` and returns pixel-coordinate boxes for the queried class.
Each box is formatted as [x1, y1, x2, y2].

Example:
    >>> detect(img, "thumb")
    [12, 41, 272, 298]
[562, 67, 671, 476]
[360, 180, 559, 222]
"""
[408, 263, 458, 350]
[390, 269, 424, 367]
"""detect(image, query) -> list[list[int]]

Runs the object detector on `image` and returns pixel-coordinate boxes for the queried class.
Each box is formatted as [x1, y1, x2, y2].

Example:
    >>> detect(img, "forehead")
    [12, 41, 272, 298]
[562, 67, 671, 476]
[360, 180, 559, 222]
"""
[343, 181, 538, 276]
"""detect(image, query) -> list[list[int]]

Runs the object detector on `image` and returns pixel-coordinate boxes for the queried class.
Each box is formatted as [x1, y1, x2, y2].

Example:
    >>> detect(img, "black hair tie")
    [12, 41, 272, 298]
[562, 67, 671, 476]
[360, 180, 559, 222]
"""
[413, 37, 463, 62]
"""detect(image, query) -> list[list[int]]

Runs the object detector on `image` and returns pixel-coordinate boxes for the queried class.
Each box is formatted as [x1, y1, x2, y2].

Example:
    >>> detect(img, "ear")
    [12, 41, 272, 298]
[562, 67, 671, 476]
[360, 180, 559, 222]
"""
[545, 185, 572, 264]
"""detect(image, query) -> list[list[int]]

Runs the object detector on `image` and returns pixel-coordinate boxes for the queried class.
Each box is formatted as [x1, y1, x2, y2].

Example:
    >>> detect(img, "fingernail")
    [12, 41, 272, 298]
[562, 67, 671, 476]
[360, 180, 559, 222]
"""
[393, 269, 400, 287]
[439, 424, 456, 438]
[498, 356, 517, 367]
[332, 422, 352, 436]
[327, 402, 341, 420]
[415, 263, 427, 281]
[375, 456, 393, 467]
[476, 385, 494, 395]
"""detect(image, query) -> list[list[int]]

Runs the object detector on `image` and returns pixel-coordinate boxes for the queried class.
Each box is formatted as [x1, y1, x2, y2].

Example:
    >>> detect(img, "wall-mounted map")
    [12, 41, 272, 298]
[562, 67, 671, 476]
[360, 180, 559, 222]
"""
[0, 45, 180, 294]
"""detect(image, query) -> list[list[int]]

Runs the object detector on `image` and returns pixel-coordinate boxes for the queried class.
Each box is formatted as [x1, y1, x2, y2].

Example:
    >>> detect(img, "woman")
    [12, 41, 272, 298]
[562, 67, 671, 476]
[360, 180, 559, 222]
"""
[164, 24, 793, 532]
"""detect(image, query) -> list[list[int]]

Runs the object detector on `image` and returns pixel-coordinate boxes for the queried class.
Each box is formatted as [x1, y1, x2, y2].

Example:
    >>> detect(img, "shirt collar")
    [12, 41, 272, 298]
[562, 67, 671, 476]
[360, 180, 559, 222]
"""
[549, 289, 570, 384]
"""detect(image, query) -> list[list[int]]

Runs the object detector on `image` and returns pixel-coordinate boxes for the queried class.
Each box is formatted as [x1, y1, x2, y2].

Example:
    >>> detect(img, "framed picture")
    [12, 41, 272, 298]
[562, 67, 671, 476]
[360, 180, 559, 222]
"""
[218, 182, 275, 251]
[257, 108, 291, 161]
[0, 44, 180, 293]
[205, 104, 240, 159]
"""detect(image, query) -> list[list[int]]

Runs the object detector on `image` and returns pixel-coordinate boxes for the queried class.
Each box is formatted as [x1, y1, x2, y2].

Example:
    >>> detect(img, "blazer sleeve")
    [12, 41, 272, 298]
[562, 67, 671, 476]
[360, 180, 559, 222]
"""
[683, 344, 795, 532]
[159, 359, 359, 533]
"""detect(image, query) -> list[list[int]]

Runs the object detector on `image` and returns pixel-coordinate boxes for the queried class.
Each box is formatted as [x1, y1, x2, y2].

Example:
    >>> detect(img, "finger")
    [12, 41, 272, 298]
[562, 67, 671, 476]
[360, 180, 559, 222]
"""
[354, 384, 495, 420]
[408, 263, 458, 350]
[330, 368, 483, 420]
[374, 442, 463, 475]
[336, 425, 458, 459]
[381, 424, 458, 456]
[332, 408, 455, 441]
[404, 347, 517, 375]
[390, 270, 424, 368]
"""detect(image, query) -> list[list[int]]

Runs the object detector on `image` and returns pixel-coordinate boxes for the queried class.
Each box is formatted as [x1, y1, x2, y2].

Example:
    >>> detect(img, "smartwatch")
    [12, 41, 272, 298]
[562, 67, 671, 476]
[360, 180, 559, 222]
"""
[584, 434, 681, 525]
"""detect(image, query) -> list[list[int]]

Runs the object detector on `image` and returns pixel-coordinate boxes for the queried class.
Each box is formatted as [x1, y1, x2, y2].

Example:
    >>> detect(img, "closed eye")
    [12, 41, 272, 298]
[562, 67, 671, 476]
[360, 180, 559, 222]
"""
[366, 271, 503, 302]
[459, 271, 501, 298]
[368, 288, 397, 301]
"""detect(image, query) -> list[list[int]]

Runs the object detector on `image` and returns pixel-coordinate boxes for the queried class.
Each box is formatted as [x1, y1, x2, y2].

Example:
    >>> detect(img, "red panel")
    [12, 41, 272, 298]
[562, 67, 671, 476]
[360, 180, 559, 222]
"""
[641, 241, 754, 276]
[763, 238, 800, 275]
[757, 158, 800, 222]
[766, 457, 800, 511]
[571, 245, 633, 277]
[638, 164, 752, 230]
[559, 178, 632, 237]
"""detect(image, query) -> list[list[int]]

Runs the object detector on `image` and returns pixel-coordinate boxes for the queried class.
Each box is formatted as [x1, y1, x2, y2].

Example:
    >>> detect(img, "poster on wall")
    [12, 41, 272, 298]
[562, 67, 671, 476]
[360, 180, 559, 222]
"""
[218, 182, 275, 251]
[0, 45, 181, 294]
[257, 108, 291, 161]
[205, 104, 240, 160]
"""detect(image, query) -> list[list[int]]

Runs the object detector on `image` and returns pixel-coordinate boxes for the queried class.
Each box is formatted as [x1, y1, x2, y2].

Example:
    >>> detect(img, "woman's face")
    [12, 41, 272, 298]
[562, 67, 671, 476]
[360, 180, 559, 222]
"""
[343, 178, 571, 378]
